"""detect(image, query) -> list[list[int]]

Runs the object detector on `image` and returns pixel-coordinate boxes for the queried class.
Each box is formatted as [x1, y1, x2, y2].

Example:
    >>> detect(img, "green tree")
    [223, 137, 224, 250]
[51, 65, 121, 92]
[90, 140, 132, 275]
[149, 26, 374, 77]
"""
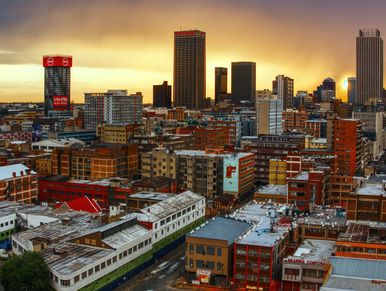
[0, 252, 50, 291]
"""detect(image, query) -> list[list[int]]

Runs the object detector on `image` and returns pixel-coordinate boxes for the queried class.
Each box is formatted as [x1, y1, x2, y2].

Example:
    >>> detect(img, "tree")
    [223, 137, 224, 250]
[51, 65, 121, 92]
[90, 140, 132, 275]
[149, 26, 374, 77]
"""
[0, 252, 50, 291]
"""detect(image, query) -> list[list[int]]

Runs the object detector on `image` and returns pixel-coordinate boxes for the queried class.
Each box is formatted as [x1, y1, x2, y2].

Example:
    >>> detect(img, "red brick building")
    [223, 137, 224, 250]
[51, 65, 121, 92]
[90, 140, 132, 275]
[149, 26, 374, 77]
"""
[287, 171, 326, 211]
[0, 164, 37, 204]
[282, 109, 309, 133]
[194, 126, 231, 150]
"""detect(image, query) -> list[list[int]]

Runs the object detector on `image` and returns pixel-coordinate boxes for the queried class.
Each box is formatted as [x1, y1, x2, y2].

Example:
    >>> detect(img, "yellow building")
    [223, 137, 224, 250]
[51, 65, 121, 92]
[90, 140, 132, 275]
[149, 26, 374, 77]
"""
[35, 158, 52, 177]
[96, 124, 138, 144]
[269, 159, 287, 185]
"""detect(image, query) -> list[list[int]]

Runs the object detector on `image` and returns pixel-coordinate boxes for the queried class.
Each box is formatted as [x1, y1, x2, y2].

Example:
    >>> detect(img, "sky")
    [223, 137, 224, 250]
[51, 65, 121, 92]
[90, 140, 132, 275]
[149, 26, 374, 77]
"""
[0, 0, 386, 104]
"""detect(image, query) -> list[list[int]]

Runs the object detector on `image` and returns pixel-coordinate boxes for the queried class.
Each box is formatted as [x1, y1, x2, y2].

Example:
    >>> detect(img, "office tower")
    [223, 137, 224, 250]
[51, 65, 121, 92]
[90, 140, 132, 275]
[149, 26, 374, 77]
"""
[231, 62, 256, 104]
[214, 67, 227, 104]
[84, 90, 142, 129]
[153, 81, 172, 108]
[256, 99, 283, 135]
[272, 75, 294, 110]
[322, 77, 336, 96]
[173, 30, 206, 109]
[347, 77, 356, 103]
[43, 55, 72, 116]
[356, 29, 383, 106]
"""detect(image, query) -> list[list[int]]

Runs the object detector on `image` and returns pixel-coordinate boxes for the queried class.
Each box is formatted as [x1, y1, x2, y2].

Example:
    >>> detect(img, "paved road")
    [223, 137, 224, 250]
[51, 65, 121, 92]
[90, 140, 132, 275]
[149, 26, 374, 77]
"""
[116, 243, 185, 291]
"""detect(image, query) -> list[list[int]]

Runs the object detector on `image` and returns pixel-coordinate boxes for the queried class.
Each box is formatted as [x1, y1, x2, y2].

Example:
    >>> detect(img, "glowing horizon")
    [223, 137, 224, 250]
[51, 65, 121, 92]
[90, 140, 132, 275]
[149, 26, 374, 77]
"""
[0, 0, 385, 104]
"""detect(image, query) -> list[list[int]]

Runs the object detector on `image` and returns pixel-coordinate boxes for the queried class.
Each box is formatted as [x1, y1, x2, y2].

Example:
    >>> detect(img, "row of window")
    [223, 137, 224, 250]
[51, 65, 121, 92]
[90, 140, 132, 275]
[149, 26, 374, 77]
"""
[236, 249, 271, 258]
[189, 244, 222, 256]
[50, 238, 151, 287]
[0, 220, 14, 228]
[188, 259, 223, 271]
[156, 203, 200, 229]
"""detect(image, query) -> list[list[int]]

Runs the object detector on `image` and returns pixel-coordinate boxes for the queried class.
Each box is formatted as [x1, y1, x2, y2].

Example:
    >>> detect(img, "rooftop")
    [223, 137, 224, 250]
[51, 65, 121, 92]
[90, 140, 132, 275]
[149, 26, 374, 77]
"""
[323, 257, 386, 291]
[134, 191, 203, 222]
[255, 185, 288, 196]
[174, 150, 252, 159]
[132, 176, 176, 188]
[356, 185, 385, 196]
[129, 191, 174, 201]
[188, 217, 252, 245]
[285, 239, 335, 264]
[0, 164, 36, 180]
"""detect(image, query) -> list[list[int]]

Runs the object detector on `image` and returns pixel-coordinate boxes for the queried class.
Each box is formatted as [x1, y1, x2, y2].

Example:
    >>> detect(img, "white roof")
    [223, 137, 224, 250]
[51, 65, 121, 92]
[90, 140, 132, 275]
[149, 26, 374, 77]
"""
[357, 185, 385, 196]
[0, 164, 36, 180]
[102, 224, 150, 249]
[32, 138, 84, 148]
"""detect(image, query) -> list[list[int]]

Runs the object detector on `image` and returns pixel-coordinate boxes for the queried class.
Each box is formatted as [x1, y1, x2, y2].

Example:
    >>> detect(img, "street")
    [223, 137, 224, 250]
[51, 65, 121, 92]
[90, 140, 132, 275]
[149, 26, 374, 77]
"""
[116, 243, 186, 291]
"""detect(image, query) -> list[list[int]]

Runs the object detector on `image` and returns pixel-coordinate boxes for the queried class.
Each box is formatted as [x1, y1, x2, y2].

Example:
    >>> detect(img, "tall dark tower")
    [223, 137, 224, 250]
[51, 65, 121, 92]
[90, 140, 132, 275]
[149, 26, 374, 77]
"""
[356, 29, 383, 106]
[231, 62, 256, 104]
[43, 55, 72, 116]
[153, 81, 172, 108]
[214, 67, 227, 104]
[173, 30, 206, 109]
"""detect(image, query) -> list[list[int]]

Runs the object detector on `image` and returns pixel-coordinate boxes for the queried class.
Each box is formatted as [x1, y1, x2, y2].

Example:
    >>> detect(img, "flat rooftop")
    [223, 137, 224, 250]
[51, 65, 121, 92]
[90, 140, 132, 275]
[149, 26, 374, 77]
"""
[323, 257, 386, 291]
[285, 239, 335, 264]
[255, 185, 288, 196]
[188, 217, 251, 245]
[356, 185, 385, 196]
[129, 192, 174, 201]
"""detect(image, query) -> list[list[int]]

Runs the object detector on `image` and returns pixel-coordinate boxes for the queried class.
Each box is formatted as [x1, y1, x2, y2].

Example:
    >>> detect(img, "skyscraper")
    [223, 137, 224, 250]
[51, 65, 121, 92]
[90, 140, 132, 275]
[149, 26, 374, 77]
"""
[43, 55, 72, 116]
[153, 81, 172, 108]
[173, 30, 206, 109]
[214, 67, 227, 104]
[272, 75, 294, 110]
[356, 29, 383, 106]
[231, 62, 256, 104]
[322, 77, 336, 95]
[347, 77, 357, 104]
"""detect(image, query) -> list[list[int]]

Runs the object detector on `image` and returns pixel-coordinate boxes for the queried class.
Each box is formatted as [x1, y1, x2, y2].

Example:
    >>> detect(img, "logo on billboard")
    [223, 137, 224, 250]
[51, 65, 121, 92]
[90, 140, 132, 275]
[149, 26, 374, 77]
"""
[223, 156, 239, 193]
[226, 166, 236, 178]
[62, 57, 69, 66]
[47, 57, 54, 66]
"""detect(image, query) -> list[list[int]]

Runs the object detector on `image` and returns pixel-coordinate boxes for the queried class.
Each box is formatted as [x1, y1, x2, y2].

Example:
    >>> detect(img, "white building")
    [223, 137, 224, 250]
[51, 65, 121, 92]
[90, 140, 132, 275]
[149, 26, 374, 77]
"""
[31, 138, 84, 153]
[256, 98, 283, 135]
[84, 90, 143, 130]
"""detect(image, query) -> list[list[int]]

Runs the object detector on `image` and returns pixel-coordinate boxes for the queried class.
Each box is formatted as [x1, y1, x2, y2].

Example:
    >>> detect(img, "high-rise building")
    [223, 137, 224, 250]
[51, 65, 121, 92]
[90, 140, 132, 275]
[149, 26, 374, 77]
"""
[273, 75, 294, 110]
[231, 62, 256, 104]
[356, 29, 383, 106]
[153, 81, 172, 108]
[173, 30, 206, 109]
[43, 55, 72, 116]
[214, 67, 227, 104]
[322, 77, 336, 96]
[347, 77, 357, 103]
[256, 99, 283, 135]
[84, 90, 142, 130]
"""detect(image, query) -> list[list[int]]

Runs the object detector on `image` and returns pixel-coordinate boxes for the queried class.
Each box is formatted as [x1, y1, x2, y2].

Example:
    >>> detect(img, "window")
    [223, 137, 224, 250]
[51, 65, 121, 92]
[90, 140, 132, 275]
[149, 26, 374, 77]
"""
[217, 263, 222, 271]
[189, 259, 193, 268]
[196, 245, 205, 254]
[101, 262, 106, 269]
[74, 275, 80, 283]
[206, 261, 215, 269]
[112, 256, 117, 263]
[107, 259, 111, 266]
[217, 248, 222, 256]
[207, 247, 215, 256]
[82, 271, 87, 279]
[123, 250, 127, 257]
[189, 244, 194, 254]
[88, 268, 93, 276]
[196, 260, 204, 268]
[138, 242, 144, 249]
[95, 265, 100, 272]
[133, 245, 137, 252]
[61, 280, 70, 286]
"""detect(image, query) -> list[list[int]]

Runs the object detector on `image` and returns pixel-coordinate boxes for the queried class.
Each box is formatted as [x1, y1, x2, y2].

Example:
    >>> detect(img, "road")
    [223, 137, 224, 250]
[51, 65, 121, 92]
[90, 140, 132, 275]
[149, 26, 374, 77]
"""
[116, 243, 186, 291]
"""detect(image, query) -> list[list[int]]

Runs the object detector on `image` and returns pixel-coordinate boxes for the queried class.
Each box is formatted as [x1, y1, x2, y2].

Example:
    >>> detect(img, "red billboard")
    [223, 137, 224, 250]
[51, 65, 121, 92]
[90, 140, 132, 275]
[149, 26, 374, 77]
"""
[53, 96, 69, 111]
[43, 56, 72, 67]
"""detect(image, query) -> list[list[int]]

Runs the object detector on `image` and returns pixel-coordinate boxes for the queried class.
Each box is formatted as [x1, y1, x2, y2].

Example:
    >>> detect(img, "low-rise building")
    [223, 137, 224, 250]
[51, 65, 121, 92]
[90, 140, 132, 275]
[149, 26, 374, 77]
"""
[254, 184, 288, 204]
[282, 239, 335, 291]
[185, 217, 252, 286]
[0, 164, 37, 204]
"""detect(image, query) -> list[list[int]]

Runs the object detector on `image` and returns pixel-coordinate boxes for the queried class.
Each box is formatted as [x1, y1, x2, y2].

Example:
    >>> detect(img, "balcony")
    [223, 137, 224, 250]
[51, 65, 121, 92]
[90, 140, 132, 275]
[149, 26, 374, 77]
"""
[283, 274, 301, 282]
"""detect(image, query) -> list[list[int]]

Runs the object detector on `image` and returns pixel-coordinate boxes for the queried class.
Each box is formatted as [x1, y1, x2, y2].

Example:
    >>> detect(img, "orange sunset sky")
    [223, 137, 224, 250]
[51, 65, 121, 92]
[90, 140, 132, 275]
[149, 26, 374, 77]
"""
[0, 0, 386, 104]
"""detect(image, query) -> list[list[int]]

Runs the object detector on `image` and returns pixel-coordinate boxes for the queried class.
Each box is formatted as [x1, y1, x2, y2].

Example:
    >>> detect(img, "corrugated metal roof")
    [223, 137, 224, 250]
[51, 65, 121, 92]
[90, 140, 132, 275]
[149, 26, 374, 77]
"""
[330, 257, 386, 280]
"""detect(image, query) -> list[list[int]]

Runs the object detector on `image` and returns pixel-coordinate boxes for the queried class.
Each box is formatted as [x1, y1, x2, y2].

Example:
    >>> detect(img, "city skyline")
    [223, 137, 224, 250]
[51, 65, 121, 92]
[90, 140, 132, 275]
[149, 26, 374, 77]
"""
[1, 0, 386, 103]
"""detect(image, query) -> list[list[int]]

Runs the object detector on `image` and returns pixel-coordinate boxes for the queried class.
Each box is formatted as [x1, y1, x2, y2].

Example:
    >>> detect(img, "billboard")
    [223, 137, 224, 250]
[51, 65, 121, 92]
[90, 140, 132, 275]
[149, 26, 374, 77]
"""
[223, 155, 239, 193]
[43, 56, 72, 67]
[53, 96, 69, 111]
